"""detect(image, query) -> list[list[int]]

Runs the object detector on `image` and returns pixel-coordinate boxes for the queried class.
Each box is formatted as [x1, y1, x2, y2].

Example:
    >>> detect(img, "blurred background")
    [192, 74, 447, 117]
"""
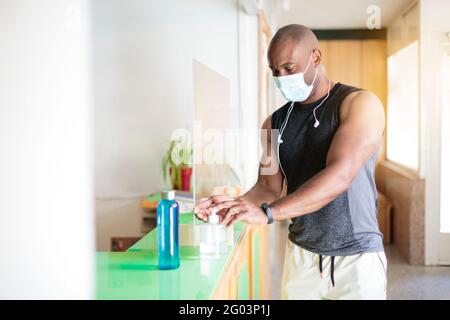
[1, 0, 449, 299]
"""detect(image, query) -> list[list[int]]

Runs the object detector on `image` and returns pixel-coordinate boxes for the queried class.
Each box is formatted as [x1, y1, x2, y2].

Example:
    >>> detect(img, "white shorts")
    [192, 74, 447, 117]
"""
[281, 239, 387, 300]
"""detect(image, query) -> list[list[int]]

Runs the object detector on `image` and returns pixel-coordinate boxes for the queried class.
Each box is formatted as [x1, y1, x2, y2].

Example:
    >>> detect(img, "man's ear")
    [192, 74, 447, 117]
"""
[313, 48, 322, 66]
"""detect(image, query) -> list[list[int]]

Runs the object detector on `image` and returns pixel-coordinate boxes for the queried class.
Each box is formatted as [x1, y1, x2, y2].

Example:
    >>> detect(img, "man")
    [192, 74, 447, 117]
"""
[194, 24, 386, 300]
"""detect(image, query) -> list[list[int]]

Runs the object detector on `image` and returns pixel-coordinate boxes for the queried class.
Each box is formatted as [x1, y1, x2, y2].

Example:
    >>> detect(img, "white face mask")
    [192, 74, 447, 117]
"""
[273, 53, 318, 102]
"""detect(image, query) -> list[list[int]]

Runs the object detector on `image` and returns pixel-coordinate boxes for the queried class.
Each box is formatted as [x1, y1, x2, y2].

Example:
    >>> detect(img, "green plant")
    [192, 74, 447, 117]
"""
[162, 138, 192, 189]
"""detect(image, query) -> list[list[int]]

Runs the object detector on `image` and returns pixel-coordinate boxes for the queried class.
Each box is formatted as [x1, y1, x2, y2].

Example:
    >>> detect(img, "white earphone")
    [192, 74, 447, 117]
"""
[276, 80, 332, 181]
[312, 80, 332, 128]
[278, 79, 332, 144]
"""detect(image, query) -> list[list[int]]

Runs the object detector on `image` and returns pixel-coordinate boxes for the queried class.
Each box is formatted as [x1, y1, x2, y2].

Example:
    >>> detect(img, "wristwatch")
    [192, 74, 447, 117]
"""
[260, 203, 274, 224]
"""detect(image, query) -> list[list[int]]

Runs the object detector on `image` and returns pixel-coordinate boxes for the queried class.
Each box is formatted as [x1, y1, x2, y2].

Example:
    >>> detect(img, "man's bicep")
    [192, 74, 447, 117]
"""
[257, 161, 283, 192]
[326, 91, 385, 175]
[258, 115, 284, 194]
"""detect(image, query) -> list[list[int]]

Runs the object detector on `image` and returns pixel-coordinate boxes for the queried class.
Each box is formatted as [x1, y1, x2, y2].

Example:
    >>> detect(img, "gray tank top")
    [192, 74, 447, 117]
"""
[271, 82, 384, 256]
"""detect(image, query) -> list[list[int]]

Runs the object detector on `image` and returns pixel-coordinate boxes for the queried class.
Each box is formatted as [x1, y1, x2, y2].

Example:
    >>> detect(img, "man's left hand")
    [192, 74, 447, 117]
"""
[212, 198, 269, 227]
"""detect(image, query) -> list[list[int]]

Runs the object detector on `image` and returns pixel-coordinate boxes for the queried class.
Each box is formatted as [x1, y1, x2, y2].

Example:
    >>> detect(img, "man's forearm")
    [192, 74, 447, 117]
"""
[241, 183, 280, 207]
[269, 163, 351, 221]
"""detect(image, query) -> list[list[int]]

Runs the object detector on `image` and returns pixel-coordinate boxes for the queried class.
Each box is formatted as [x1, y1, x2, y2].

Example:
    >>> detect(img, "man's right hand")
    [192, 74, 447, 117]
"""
[193, 195, 235, 222]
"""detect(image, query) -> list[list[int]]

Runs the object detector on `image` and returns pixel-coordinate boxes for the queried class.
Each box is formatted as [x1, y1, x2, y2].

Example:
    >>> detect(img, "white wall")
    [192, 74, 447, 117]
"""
[93, 0, 255, 250]
[0, 0, 94, 298]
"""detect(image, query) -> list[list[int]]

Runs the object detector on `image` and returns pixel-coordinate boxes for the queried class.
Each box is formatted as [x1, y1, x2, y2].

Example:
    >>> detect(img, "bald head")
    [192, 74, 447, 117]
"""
[268, 24, 321, 78]
[270, 24, 318, 51]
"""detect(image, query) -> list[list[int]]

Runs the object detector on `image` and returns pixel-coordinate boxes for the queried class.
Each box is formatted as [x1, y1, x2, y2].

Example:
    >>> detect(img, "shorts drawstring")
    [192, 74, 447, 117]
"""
[319, 254, 323, 278]
[330, 256, 335, 287]
[319, 254, 336, 288]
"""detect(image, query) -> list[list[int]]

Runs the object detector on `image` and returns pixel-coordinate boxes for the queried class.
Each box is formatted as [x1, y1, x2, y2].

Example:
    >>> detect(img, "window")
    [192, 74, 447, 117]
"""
[386, 41, 419, 171]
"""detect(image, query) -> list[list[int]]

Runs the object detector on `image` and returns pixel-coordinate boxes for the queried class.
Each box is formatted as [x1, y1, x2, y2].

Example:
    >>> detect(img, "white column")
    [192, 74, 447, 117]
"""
[0, 0, 94, 299]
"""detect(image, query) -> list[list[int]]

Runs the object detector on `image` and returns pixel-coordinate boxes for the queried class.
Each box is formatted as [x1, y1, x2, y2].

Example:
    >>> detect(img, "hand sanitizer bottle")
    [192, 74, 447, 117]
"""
[157, 190, 180, 270]
[199, 208, 227, 258]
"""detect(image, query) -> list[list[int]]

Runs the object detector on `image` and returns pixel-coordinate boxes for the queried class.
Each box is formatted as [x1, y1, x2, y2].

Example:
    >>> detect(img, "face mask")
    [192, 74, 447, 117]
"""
[273, 53, 318, 102]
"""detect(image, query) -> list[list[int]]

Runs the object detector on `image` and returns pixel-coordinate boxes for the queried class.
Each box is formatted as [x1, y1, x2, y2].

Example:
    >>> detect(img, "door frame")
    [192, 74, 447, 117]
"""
[257, 10, 271, 126]
[420, 0, 450, 265]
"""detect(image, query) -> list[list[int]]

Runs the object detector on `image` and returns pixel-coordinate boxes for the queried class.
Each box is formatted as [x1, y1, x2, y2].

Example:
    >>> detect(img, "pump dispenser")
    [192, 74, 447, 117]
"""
[199, 208, 227, 258]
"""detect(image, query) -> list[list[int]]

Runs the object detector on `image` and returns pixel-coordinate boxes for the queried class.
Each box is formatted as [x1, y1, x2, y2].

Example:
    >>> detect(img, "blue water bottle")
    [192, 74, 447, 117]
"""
[157, 190, 180, 270]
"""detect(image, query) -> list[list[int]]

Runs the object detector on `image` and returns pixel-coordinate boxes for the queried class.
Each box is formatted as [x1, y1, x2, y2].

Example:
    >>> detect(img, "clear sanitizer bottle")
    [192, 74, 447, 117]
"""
[199, 209, 227, 258]
[157, 190, 180, 270]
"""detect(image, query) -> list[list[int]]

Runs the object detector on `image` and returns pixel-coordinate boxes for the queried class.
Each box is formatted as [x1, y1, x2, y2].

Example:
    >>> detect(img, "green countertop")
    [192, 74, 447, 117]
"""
[96, 213, 245, 299]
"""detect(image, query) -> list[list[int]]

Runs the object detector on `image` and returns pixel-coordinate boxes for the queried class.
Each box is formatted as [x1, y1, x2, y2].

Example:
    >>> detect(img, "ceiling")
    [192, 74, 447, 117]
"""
[270, 0, 414, 30]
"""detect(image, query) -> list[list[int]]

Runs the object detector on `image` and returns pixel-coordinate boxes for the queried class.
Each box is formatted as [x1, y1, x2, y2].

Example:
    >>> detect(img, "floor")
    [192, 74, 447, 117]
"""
[269, 221, 450, 300]
[385, 245, 450, 300]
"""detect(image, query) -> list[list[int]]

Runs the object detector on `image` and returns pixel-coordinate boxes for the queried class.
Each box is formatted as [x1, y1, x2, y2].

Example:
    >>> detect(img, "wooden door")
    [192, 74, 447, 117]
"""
[319, 39, 387, 161]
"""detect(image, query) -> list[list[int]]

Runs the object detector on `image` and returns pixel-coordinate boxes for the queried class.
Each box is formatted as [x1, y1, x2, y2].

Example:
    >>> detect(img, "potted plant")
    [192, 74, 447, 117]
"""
[162, 138, 192, 191]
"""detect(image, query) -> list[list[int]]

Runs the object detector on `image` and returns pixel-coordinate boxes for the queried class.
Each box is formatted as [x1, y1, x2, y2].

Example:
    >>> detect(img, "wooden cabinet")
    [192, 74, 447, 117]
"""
[111, 237, 141, 252]
[211, 225, 271, 299]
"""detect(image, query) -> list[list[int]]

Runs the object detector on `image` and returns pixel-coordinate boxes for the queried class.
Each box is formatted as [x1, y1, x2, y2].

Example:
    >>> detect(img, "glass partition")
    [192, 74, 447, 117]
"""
[192, 60, 244, 202]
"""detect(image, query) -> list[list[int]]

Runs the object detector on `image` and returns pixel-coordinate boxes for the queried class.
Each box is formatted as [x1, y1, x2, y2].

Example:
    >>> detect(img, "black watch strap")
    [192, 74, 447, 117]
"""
[261, 203, 274, 224]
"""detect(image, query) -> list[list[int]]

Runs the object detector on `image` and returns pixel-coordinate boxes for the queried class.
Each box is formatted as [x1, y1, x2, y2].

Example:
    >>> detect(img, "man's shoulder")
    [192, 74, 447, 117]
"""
[340, 88, 384, 120]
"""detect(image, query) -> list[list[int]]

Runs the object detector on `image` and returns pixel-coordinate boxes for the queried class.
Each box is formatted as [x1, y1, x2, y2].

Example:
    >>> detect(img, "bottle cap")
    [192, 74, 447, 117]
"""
[208, 208, 220, 224]
[162, 190, 176, 200]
